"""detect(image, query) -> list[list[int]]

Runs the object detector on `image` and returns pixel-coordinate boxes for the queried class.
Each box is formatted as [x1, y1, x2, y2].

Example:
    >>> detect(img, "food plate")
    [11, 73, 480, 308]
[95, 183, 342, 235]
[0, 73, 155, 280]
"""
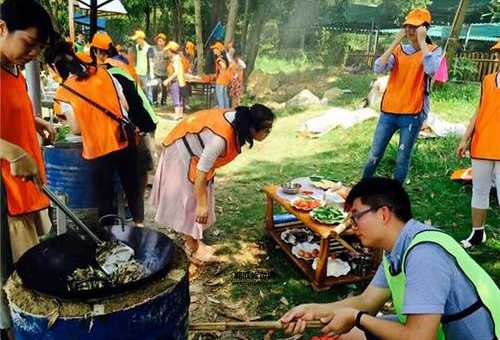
[312, 257, 351, 277]
[309, 176, 342, 191]
[291, 242, 320, 261]
[280, 229, 314, 245]
[291, 197, 322, 211]
[310, 205, 346, 225]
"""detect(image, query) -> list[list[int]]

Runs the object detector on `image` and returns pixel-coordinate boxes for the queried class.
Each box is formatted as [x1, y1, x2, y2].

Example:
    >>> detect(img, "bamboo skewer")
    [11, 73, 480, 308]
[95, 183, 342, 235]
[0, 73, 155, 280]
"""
[189, 320, 324, 331]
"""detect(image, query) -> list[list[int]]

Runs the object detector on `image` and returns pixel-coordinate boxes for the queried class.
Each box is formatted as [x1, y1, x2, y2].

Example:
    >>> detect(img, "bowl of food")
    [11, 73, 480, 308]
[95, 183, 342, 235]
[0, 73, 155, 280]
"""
[281, 182, 302, 195]
[291, 197, 322, 211]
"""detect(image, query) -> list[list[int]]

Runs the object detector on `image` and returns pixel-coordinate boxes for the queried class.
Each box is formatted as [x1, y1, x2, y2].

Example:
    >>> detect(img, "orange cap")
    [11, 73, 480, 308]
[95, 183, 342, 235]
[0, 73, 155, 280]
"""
[165, 41, 180, 52]
[185, 41, 196, 56]
[491, 40, 500, 51]
[90, 31, 113, 50]
[210, 42, 225, 52]
[76, 52, 92, 64]
[403, 8, 432, 26]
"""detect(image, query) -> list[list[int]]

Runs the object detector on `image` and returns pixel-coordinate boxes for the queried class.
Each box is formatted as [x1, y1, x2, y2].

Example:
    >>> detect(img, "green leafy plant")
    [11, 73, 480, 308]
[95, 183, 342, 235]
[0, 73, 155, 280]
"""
[449, 58, 479, 82]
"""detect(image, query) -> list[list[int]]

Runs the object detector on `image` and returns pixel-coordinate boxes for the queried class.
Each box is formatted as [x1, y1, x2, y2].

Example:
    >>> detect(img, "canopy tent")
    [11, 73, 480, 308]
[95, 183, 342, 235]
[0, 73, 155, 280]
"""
[74, 14, 106, 29]
[70, 0, 127, 39]
[75, 0, 127, 15]
[379, 23, 500, 43]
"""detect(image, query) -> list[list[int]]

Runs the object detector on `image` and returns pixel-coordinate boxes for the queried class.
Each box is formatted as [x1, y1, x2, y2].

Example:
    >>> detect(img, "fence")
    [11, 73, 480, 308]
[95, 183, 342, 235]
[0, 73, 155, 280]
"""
[455, 52, 500, 82]
[345, 51, 499, 82]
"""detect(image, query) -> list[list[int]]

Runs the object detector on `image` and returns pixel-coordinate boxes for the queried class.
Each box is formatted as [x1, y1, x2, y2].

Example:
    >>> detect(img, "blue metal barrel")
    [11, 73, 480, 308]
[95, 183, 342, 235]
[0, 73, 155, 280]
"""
[6, 248, 189, 340]
[43, 142, 97, 209]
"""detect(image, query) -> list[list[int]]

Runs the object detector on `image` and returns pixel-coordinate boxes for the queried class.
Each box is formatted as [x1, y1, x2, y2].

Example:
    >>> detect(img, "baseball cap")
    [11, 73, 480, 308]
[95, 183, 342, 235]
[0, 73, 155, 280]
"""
[403, 8, 432, 26]
[90, 31, 113, 50]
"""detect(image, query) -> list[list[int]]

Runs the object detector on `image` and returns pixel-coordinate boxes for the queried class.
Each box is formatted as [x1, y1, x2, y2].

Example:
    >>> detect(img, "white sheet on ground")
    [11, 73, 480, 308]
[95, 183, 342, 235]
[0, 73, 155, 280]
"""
[299, 107, 378, 137]
[422, 112, 466, 138]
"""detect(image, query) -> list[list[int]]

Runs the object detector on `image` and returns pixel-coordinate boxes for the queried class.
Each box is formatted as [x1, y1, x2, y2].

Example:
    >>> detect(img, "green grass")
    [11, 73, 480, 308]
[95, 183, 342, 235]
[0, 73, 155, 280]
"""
[255, 55, 318, 74]
[190, 68, 498, 339]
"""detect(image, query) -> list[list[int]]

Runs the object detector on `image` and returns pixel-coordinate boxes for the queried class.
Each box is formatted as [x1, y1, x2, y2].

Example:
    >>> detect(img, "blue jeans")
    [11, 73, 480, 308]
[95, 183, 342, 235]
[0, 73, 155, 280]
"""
[362, 112, 426, 183]
[215, 84, 230, 108]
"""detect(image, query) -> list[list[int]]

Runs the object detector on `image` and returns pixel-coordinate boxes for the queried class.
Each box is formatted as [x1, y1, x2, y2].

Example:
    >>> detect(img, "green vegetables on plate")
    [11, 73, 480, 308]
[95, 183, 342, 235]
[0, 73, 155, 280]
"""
[310, 205, 345, 224]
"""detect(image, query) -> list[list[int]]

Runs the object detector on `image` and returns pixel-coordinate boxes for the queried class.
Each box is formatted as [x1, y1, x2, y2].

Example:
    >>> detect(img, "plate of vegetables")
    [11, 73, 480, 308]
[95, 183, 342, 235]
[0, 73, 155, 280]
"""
[291, 196, 322, 211]
[310, 205, 346, 225]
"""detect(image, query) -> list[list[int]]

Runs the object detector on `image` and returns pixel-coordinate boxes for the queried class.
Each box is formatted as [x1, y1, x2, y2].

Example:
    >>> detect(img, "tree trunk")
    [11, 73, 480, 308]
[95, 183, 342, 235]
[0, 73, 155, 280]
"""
[240, 0, 251, 55]
[224, 0, 239, 46]
[245, 3, 267, 79]
[210, 0, 225, 32]
[144, 5, 151, 37]
[445, 0, 470, 66]
[194, 0, 205, 73]
[172, 0, 183, 42]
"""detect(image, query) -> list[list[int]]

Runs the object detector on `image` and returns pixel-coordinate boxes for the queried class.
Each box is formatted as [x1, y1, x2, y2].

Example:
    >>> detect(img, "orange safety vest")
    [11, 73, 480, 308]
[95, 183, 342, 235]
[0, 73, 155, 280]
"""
[381, 44, 437, 115]
[162, 109, 241, 183]
[215, 57, 231, 86]
[105, 57, 139, 84]
[54, 68, 128, 160]
[181, 55, 191, 73]
[0, 67, 49, 216]
[471, 72, 500, 160]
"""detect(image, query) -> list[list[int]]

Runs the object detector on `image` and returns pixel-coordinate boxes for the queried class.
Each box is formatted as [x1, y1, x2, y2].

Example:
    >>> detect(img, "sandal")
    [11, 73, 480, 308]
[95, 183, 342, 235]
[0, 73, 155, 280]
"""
[190, 247, 220, 263]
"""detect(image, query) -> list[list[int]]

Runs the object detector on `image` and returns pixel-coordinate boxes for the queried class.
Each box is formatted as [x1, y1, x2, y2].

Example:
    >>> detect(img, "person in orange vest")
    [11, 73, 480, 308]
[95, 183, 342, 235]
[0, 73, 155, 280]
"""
[150, 105, 275, 264]
[45, 41, 143, 227]
[456, 40, 500, 249]
[362, 8, 442, 184]
[89, 31, 158, 228]
[184, 41, 196, 74]
[210, 41, 232, 108]
[164, 41, 187, 120]
[0, 0, 57, 336]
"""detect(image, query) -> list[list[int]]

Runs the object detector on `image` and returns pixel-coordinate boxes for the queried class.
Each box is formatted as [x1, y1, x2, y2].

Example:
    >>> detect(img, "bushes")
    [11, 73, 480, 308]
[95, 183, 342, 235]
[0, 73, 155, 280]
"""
[431, 82, 480, 103]
[449, 58, 479, 82]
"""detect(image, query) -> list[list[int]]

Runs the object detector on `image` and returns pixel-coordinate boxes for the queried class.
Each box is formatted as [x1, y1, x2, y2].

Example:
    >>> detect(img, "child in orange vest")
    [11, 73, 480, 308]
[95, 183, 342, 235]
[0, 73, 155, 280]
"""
[362, 8, 442, 184]
[0, 0, 57, 336]
[456, 40, 500, 249]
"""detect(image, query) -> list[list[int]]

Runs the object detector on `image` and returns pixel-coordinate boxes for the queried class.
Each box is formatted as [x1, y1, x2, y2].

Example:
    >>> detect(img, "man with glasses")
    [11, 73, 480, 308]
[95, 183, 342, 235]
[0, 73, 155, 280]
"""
[279, 177, 498, 340]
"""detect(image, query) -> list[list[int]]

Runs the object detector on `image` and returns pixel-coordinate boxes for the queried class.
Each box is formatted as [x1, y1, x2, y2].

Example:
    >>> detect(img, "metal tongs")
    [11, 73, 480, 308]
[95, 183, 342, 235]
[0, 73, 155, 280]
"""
[41, 185, 135, 275]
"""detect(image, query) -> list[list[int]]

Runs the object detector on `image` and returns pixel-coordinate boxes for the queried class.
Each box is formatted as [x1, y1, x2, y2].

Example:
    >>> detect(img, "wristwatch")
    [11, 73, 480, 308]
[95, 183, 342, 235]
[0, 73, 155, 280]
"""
[355, 311, 369, 332]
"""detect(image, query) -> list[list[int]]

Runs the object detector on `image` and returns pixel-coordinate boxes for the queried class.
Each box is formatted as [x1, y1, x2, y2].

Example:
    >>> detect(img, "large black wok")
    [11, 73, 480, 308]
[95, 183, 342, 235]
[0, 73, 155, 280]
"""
[16, 225, 175, 301]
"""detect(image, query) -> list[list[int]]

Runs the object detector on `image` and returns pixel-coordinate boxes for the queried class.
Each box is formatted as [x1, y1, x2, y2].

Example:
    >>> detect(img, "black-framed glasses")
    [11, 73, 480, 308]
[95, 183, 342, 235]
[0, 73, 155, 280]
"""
[350, 208, 373, 226]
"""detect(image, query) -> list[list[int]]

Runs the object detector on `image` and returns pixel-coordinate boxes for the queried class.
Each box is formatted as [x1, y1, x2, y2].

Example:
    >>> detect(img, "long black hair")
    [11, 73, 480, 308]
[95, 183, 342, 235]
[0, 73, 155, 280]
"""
[44, 40, 91, 81]
[232, 104, 275, 148]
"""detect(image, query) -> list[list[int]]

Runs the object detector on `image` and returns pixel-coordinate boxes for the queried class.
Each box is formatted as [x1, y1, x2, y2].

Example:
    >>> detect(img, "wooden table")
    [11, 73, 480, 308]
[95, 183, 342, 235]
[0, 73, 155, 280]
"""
[263, 184, 381, 291]
[189, 81, 215, 109]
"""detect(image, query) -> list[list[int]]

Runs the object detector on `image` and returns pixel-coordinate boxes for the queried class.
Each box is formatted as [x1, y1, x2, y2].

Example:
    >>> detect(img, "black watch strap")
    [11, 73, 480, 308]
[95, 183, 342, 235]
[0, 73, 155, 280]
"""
[355, 311, 369, 332]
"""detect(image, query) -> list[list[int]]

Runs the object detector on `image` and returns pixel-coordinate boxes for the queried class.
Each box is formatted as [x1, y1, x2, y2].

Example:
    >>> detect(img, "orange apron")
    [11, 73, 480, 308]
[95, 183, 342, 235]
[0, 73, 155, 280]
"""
[471, 72, 500, 160]
[54, 68, 128, 159]
[163, 109, 241, 182]
[0, 67, 49, 216]
[381, 44, 437, 115]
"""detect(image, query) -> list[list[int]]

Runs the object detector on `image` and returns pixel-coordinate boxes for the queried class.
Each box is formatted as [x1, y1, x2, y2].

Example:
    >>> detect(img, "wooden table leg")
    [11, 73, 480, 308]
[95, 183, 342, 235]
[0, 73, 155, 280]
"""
[265, 194, 274, 232]
[314, 236, 330, 285]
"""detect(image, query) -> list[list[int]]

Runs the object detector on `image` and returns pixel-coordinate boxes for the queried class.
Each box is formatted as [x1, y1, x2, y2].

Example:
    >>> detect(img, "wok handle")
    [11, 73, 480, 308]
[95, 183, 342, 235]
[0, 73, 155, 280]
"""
[41, 185, 103, 245]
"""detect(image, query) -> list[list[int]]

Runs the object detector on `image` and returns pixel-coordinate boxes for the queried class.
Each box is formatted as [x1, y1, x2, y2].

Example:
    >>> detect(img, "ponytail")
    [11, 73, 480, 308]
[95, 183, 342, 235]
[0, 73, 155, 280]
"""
[232, 104, 275, 148]
[44, 40, 91, 81]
